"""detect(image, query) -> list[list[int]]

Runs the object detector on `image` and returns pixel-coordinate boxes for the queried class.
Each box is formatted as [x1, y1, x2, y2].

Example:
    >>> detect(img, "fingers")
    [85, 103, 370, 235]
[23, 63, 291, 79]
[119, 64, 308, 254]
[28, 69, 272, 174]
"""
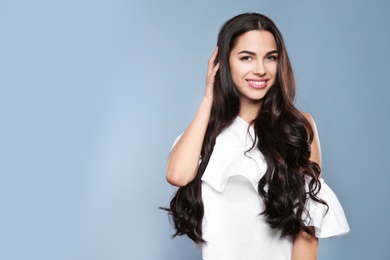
[206, 61, 219, 87]
[204, 47, 220, 101]
[206, 62, 219, 88]
[207, 46, 219, 77]
[211, 62, 220, 77]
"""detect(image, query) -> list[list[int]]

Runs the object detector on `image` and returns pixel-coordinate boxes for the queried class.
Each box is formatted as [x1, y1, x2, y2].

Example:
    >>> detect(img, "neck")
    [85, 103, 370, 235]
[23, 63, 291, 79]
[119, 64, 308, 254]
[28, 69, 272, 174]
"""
[239, 100, 262, 125]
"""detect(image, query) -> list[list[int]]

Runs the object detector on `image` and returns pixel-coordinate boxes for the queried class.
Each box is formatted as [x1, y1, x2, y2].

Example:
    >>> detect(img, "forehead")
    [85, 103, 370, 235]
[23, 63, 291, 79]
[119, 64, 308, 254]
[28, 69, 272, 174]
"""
[231, 30, 277, 53]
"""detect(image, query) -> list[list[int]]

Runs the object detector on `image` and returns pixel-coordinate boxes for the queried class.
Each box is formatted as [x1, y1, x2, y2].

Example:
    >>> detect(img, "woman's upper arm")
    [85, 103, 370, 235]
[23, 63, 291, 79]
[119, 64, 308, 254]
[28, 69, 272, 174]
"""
[291, 112, 322, 259]
[292, 228, 319, 260]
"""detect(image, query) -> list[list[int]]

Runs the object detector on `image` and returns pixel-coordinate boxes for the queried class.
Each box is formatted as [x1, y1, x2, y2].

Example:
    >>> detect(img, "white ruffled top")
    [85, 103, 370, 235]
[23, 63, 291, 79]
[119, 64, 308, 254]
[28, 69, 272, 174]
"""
[173, 116, 349, 260]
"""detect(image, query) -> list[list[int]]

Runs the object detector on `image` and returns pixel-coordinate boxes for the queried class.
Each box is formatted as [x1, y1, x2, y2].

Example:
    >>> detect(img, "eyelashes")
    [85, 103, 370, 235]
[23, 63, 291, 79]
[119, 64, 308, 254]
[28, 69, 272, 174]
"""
[266, 55, 278, 61]
[240, 56, 252, 61]
[239, 55, 278, 62]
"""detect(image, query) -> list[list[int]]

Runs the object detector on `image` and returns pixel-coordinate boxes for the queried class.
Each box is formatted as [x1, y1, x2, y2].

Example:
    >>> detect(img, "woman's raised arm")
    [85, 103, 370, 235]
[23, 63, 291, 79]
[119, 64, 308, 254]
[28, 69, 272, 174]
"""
[166, 47, 219, 187]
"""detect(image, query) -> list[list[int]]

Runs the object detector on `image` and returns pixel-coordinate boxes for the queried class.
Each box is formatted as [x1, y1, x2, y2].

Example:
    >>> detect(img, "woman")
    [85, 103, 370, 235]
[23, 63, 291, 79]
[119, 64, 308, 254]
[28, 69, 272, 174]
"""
[164, 13, 349, 259]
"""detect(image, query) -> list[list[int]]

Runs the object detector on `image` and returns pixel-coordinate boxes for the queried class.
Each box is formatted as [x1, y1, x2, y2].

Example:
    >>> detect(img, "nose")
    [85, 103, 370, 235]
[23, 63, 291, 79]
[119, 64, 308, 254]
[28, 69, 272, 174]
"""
[253, 61, 266, 76]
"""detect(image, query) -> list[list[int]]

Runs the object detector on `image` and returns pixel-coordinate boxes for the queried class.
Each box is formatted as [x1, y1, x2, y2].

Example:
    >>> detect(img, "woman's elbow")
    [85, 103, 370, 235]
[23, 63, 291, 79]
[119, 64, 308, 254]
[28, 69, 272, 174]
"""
[166, 167, 190, 187]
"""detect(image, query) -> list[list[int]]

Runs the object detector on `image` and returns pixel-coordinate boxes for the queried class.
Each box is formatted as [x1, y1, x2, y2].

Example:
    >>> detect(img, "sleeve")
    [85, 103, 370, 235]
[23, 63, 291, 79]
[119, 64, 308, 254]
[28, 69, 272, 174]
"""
[171, 133, 183, 150]
[303, 178, 350, 238]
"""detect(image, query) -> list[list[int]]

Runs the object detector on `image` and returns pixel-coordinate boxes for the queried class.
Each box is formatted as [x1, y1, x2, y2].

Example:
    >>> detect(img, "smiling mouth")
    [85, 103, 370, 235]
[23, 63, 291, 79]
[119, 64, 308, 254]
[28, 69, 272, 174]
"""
[248, 80, 265, 86]
[247, 80, 268, 89]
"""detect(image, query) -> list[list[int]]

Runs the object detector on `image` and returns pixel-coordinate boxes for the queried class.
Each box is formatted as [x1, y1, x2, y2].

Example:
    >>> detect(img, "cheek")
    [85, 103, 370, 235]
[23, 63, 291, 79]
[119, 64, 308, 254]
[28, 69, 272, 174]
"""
[269, 63, 278, 75]
[229, 63, 240, 81]
[230, 62, 246, 78]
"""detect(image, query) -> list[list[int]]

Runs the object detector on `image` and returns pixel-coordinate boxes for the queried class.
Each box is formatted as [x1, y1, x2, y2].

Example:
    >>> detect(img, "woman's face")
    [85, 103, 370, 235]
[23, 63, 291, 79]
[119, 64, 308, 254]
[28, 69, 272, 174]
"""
[229, 30, 278, 108]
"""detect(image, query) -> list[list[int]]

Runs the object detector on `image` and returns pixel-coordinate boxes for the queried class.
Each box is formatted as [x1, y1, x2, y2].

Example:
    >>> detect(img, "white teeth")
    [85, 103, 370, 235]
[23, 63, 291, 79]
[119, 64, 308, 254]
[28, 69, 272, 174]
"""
[249, 80, 265, 85]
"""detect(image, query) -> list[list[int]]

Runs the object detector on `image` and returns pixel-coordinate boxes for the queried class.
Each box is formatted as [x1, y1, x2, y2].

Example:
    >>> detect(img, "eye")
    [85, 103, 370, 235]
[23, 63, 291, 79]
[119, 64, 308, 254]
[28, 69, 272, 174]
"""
[266, 55, 278, 61]
[240, 56, 253, 61]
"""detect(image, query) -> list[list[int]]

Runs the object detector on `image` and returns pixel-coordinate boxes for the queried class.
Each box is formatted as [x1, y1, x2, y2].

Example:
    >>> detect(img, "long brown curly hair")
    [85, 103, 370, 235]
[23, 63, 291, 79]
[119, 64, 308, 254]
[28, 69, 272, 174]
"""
[163, 12, 327, 244]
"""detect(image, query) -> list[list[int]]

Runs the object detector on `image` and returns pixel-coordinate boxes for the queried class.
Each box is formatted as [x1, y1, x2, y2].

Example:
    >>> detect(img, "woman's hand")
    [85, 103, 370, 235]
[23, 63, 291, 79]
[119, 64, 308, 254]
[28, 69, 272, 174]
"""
[204, 47, 220, 103]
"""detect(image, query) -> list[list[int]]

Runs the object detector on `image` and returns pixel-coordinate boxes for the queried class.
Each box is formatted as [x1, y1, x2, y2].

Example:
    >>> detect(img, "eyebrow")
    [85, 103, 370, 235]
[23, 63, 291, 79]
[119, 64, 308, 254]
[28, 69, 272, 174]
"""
[238, 50, 279, 56]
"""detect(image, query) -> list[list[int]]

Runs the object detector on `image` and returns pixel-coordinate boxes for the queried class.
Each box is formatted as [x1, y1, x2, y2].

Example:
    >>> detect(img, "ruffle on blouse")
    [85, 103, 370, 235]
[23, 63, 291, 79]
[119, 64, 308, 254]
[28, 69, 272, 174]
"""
[302, 178, 350, 238]
[201, 117, 267, 192]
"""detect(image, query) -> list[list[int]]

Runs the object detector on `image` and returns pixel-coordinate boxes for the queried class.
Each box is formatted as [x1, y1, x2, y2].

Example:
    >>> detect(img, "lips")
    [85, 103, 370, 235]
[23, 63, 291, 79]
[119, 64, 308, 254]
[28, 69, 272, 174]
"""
[246, 79, 268, 89]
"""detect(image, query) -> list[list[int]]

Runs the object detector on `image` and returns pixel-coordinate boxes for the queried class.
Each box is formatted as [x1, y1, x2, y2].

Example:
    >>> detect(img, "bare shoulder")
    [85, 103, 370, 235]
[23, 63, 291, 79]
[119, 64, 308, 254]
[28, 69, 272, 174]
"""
[300, 111, 319, 134]
[300, 111, 316, 126]
[299, 111, 322, 167]
[299, 111, 319, 137]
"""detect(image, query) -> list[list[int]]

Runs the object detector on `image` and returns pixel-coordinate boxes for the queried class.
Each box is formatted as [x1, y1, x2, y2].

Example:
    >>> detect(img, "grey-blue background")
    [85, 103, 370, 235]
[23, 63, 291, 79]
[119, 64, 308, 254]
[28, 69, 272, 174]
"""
[1, 0, 389, 259]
